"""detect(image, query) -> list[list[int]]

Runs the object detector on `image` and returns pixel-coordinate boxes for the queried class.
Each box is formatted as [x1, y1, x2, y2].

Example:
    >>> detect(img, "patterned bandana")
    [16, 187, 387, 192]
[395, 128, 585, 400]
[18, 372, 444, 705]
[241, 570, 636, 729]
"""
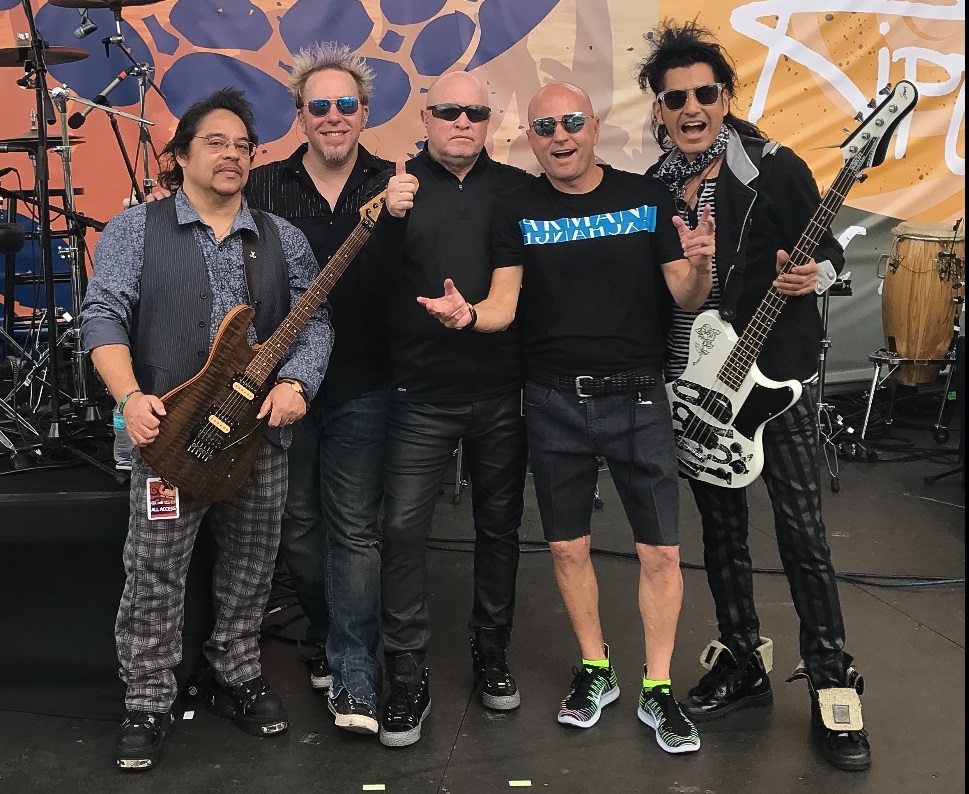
[653, 123, 730, 203]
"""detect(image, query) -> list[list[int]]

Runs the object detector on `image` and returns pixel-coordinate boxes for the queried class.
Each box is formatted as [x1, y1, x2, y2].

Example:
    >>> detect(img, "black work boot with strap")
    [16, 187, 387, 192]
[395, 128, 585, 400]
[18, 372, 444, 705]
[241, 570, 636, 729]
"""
[787, 655, 872, 771]
[680, 638, 774, 723]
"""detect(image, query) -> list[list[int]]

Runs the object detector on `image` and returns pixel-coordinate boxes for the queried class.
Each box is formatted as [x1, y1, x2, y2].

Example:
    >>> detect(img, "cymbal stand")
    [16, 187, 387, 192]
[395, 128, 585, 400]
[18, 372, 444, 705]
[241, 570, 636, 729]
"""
[102, 6, 165, 198]
[814, 273, 874, 493]
[17, 0, 64, 441]
[49, 87, 98, 422]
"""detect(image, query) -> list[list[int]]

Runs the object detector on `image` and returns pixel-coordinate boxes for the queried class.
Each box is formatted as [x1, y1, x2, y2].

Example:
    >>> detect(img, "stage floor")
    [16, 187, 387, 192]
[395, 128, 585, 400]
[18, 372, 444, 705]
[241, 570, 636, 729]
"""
[0, 400, 964, 793]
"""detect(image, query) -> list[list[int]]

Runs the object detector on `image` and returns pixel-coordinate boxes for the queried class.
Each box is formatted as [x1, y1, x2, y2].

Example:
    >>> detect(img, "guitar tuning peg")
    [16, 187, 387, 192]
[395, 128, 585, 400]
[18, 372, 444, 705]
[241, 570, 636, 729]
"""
[842, 128, 851, 135]
[854, 111, 865, 122]
[867, 98, 878, 108]
[880, 83, 893, 95]
[857, 173, 869, 183]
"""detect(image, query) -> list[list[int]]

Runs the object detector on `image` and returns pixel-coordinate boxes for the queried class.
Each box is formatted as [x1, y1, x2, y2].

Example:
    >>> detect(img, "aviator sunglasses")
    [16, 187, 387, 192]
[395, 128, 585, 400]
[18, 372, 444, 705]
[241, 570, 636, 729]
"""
[655, 83, 725, 111]
[530, 112, 587, 137]
[426, 103, 492, 123]
[305, 96, 360, 116]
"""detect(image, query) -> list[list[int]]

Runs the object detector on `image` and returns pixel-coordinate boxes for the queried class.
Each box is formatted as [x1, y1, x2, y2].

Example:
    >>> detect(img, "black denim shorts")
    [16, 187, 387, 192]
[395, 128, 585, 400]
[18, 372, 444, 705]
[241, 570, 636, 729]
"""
[522, 375, 679, 546]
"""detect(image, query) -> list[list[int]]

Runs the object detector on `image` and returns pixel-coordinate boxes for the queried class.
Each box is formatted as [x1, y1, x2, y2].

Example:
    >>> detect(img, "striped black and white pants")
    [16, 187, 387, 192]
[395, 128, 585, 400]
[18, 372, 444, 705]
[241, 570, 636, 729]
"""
[688, 388, 849, 687]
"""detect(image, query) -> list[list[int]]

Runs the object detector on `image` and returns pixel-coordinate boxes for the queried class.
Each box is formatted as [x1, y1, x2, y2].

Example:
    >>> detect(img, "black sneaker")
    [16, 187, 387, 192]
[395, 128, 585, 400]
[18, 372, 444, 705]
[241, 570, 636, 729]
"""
[206, 675, 289, 736]
[556, 660, 620, 728]
[308, 652, 333, 690]
[379, 665, 431, 748]
[638, 685, 701, 754]
[116, 710, 175, 771]
[329, 689, 379, 735]
[680, 644, 773, 723]
[470, 628, 520, 710]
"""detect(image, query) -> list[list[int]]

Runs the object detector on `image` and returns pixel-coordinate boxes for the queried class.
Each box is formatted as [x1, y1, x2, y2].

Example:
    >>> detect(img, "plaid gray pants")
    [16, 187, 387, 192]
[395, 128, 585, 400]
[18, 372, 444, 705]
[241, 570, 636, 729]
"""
[116, 440, 287, 711]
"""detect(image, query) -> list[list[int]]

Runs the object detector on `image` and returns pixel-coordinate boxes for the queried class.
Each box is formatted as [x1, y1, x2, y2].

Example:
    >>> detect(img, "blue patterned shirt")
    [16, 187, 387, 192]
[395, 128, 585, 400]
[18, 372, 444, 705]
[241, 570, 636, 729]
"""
[81, 189, 333, 401]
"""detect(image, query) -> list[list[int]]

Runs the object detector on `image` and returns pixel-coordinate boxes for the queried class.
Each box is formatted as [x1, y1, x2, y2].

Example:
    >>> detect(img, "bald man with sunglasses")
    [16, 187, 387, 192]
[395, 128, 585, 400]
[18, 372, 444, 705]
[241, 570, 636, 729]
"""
[378, 70, 532, 748]
[418, 81, 715, 755]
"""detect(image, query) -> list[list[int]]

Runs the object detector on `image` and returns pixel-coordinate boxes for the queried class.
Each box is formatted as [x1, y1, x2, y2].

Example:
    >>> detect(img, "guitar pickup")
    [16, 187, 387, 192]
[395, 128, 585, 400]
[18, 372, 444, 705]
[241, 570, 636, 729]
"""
[232, 376, 260, 402]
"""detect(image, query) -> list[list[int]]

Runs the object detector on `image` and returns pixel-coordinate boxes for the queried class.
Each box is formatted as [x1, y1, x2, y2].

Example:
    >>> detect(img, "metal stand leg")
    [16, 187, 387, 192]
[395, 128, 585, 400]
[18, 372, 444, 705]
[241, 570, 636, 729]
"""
[860, 361, 881, 441]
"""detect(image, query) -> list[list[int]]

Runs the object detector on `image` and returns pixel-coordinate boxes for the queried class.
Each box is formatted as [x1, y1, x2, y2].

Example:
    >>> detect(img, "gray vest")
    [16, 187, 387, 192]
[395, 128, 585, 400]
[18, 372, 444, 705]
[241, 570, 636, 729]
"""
[131, 196, 288, 397]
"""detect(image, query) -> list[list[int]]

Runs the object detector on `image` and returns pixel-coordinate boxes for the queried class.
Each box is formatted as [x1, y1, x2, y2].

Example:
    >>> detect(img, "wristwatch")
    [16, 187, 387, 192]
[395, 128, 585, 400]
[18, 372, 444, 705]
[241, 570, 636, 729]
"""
[278, 378, 309, 408]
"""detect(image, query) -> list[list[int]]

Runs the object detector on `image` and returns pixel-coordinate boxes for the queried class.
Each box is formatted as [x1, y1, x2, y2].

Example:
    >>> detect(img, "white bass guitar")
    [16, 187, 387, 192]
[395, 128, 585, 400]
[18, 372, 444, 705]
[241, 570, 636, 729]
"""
[668, 81, 918, 487]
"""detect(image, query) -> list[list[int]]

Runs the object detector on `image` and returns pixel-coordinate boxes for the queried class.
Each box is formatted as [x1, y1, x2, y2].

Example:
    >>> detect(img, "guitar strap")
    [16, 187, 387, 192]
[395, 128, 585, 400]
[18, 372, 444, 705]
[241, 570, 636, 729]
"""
[717, 138, 778, 323]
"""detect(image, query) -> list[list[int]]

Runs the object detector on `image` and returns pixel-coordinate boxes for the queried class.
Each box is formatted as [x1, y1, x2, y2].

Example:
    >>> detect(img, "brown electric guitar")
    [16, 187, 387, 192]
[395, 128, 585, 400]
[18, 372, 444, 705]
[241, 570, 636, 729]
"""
[139, 189, 387, 501]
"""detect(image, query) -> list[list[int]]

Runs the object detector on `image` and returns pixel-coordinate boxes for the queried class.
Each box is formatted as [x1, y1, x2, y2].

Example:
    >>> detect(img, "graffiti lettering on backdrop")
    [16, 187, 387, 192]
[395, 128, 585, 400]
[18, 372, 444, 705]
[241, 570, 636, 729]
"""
[653, 0, 966, 224]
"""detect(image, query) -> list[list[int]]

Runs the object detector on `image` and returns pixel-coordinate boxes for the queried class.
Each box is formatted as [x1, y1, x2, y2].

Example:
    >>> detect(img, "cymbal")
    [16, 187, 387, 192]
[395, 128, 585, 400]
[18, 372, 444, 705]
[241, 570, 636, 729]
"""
[46, 0, 162, 8]
[0, 44, 89, 68]
[0, 131, 85, 148]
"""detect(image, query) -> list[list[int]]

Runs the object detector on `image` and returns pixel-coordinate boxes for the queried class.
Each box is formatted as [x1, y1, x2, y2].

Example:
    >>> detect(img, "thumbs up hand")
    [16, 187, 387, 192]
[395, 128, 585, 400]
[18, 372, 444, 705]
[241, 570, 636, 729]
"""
[386, 158, 419, 218]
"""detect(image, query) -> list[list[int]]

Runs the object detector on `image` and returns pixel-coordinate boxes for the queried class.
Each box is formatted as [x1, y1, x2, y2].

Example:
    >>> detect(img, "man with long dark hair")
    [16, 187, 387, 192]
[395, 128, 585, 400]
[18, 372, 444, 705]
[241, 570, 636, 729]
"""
[81, 87, 333, 770]
[637, 20, 871, 771]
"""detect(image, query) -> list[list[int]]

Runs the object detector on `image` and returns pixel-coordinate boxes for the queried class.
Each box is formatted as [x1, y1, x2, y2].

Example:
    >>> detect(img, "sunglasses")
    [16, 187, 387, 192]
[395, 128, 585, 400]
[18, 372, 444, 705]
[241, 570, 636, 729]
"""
[530, 112, 587, 137]
[305, 96, 360, 117]
[426, 104, 491, 123]
[655, 83, 725, 111]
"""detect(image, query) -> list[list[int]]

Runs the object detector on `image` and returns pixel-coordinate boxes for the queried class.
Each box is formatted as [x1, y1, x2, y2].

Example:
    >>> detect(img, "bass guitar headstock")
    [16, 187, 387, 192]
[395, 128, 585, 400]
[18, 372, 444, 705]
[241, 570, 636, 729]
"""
[840, 81, 918, 179]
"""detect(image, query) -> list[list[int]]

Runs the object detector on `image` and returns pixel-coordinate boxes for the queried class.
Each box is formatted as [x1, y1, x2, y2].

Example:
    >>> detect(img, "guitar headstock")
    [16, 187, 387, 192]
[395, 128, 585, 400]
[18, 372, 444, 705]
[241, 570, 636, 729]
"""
[840, 81, 918, 175]
[359, 189, 387, 228]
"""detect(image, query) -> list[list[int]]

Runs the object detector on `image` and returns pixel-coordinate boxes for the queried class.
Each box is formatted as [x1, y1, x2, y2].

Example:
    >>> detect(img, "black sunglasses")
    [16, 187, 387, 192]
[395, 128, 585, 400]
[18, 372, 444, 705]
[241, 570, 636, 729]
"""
[656, 83, 725, 111]
[530, 112, 587, 137]
[426, 104, 491, 123]
[306, 96, 360, 117]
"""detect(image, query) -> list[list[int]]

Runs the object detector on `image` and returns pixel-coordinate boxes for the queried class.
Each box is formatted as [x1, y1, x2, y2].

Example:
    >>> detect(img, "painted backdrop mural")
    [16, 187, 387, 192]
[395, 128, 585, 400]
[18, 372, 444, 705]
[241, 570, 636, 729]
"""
[0, 0, 964, 383]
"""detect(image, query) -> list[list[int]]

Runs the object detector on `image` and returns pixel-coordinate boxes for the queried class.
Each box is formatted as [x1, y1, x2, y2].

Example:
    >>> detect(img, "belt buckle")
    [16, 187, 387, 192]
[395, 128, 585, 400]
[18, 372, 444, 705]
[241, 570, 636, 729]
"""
[575, 375, 595, 398]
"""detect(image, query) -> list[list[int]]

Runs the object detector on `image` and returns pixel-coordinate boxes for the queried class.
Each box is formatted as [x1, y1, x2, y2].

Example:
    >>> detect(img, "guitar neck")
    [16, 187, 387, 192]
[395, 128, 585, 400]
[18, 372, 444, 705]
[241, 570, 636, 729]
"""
[718, 152, 867, 390]
[246, 220, 373, 383]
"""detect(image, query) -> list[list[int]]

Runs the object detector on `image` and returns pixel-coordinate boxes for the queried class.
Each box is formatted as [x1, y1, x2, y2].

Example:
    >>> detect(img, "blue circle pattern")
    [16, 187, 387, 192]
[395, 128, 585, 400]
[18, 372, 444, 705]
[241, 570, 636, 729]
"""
[25, 0, 564, 143]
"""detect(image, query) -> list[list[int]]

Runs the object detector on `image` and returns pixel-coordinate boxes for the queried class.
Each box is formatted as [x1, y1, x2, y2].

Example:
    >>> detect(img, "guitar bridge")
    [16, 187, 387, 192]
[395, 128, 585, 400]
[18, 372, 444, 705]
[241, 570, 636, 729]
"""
[186, 407, 241, 461]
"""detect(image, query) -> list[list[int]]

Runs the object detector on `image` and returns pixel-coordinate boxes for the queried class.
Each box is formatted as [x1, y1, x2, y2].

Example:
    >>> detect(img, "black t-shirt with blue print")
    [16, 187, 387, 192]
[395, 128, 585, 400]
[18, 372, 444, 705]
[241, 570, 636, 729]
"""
[491, 164, 682, 375]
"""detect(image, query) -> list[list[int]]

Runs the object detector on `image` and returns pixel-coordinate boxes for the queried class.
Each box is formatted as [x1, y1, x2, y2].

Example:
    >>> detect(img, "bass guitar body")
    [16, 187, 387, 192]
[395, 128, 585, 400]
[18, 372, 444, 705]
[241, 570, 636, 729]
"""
[139, 305, 268, 502]
[666, 310, 801, 488]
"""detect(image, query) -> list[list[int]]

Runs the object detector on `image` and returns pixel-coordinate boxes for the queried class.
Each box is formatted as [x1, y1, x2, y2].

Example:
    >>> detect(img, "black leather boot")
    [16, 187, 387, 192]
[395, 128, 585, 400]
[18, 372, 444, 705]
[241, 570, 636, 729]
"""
[790, 659, 872, 771]
[471, 627, 521, 711]
[379, 653, 431, 748]
[116, 710, 175, 771]
[680, 640, 773, 723]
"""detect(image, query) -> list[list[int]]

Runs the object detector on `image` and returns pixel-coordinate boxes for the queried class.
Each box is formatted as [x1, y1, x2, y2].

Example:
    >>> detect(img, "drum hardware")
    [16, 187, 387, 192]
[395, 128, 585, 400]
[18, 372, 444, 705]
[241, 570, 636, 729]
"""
[0, 3, 120, 482]
[814, 273, 876, 493]
[54, 85, 154, 203]
[49, 0, 167, 201]
[0, 42, 90, 68]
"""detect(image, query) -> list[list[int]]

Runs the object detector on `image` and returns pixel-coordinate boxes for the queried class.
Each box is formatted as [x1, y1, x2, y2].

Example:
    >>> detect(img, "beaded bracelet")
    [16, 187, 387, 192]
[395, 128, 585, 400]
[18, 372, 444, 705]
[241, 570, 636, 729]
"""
[118, 388, 143, 414]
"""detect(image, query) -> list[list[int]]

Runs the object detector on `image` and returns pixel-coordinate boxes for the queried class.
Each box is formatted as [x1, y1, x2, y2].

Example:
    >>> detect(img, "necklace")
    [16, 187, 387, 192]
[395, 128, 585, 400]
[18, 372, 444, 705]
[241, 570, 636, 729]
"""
[213, 220, 234, 242]
[681, 156, 722, 209]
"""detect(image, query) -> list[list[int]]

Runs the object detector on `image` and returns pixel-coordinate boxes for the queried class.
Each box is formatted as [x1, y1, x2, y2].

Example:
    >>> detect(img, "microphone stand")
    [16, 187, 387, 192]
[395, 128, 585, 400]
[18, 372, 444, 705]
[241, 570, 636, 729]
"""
[102, 7, 165, 196]
[66, 92, 153, 204]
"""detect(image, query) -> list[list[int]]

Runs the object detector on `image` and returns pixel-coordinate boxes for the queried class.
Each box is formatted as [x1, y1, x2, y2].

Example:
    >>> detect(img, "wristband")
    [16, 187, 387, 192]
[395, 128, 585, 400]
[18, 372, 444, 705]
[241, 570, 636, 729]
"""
[118, 388, 142, 414]
[461, 303, 478, 331]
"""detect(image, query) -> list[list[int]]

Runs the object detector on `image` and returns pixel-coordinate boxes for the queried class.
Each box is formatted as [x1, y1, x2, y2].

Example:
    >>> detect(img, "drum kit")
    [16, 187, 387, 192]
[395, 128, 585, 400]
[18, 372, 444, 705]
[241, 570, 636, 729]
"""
[0, 0, 160, 469]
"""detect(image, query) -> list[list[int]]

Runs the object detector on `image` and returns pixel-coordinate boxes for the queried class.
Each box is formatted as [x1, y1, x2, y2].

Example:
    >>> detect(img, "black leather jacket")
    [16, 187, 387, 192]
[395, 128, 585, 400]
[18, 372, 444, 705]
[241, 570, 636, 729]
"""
[648, 128, 845, 382]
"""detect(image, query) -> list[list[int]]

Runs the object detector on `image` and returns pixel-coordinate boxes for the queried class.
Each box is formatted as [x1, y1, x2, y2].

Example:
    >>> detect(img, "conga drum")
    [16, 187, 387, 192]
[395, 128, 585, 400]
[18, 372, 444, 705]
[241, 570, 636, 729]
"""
[882, 222, 965, 385]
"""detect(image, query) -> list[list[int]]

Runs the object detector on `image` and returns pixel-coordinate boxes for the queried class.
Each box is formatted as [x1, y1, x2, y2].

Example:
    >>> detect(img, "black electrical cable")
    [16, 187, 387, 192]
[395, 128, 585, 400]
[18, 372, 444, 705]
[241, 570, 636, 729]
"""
[425, 536, 965, 588]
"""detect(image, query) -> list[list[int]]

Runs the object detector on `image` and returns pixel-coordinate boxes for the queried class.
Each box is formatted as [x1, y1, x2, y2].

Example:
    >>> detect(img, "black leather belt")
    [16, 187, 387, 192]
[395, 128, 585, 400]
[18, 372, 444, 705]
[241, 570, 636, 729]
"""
[528, 369, 656, 398]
